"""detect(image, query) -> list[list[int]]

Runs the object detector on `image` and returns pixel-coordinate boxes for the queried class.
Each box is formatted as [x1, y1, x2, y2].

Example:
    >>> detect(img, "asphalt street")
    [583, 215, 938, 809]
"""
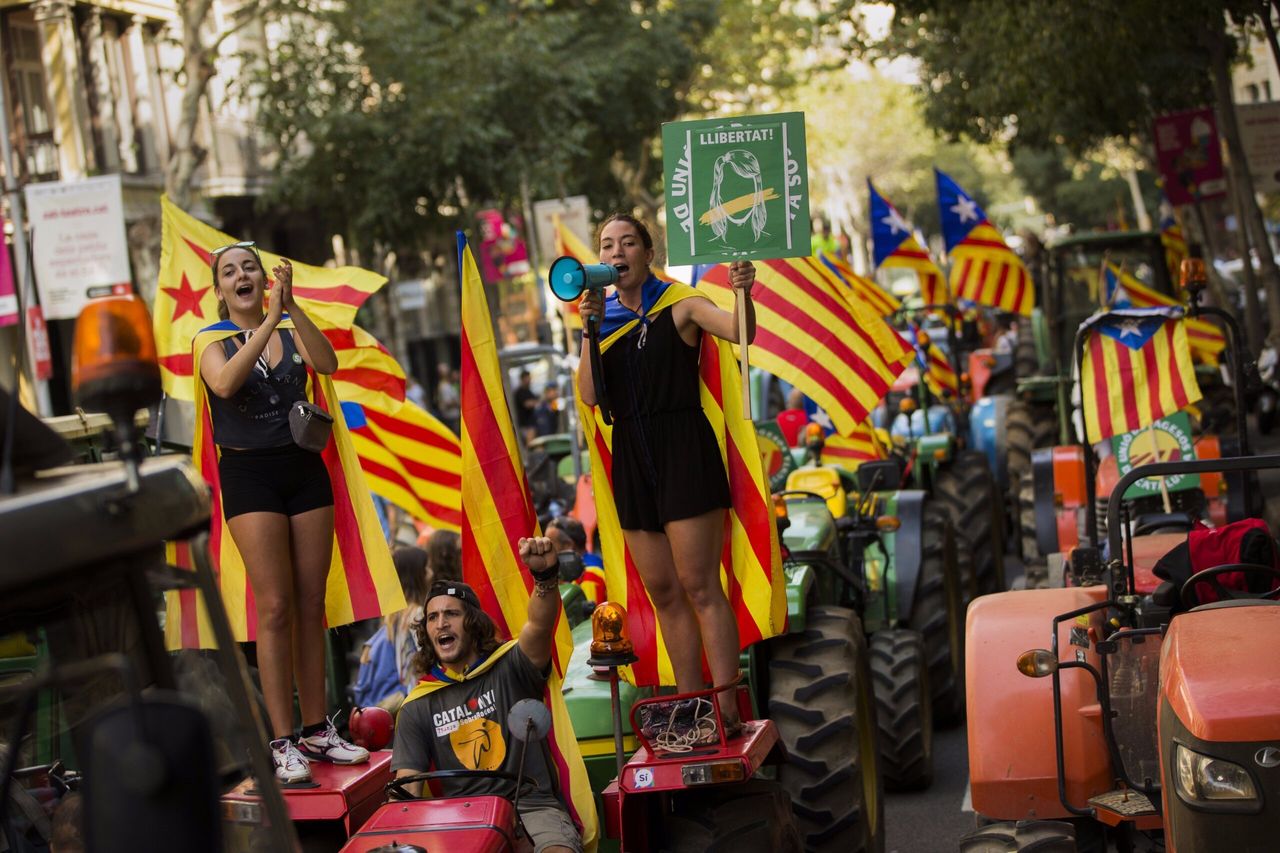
[882, 419, 1280, 853]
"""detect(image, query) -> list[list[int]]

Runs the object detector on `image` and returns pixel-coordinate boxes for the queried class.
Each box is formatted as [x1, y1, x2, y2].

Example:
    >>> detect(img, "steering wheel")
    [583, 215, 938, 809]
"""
[1178, 563, 1280, 608]
[386, 769, 541, 802]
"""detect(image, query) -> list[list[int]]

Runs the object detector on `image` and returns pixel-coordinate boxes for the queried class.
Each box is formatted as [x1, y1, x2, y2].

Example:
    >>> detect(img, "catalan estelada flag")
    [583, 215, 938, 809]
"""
[325, 325, 407, 414]
[698, 258, 913, 436]
[1080, 307, 1203, 443]
[818, 249, 901, 317]
[869, 180, 948, 306]
[153, 195, 386, 400]
[820, 419, 886, 469]
[908, 321, 960, 399]
[577, 276, 786, 688]
[456, 232, 597, 849]
[1160, 199, 1188, 280]
[935, 169, 1035, 316]
[163, 319, 404, 649]
[1102, 263, 1225, 364]
[343, 400, 462, 531]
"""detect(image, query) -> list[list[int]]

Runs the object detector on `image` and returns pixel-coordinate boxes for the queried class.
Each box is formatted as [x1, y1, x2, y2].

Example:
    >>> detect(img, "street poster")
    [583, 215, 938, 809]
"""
[23, 174, 132, 320]
[532, 195, 591, 267]
[1108, 411, 1199, 501]
[0, 218, 17, 326]
[1237, 101, 1280, 194]
[1152, 107, 1227, 206]
[662, 111, 811, 265]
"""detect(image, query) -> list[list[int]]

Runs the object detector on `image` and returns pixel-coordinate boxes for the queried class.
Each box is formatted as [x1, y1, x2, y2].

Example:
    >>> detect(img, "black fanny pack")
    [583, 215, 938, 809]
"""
[289, 401, 333, 453]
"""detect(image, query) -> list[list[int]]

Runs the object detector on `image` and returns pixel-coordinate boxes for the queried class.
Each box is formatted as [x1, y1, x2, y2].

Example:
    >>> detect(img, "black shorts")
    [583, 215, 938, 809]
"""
[612, 409, 731, 532]
[217, 444, 334, 520]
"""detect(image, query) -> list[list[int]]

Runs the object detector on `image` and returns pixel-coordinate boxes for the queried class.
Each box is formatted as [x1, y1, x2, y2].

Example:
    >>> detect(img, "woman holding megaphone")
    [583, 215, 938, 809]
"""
[577, 213, 755, 733]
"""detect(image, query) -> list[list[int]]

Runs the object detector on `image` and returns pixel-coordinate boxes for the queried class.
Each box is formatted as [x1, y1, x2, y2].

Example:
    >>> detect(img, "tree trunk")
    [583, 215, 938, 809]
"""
[1263, 1, 1280, 76]
[165, 0, 215, 210]
[1229, 166, 1266, 351]
[1124, 167, 1152, 231]
[1207, 20, 1280, 345]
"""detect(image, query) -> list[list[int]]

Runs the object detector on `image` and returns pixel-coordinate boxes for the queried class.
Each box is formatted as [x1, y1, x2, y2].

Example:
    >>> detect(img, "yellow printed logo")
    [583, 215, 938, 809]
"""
[449, 717, 506, 770]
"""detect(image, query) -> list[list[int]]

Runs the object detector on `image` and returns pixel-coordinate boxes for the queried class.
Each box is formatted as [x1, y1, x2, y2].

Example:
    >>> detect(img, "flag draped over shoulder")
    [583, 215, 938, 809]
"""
[153, 195, 387, 400]
[1103, 262, 1224, 364]
[578, 278, 786, 688]
[935, 169, 1034, 316]
[869, 180, 949, 306]
[457, 232, 597, 850]
[698, 258, 913, 435]
[1080, 307, 1203, 443]
[820, 419, 886, 469]
[818, 249, 901, 316]
[163, 319, 404, 648]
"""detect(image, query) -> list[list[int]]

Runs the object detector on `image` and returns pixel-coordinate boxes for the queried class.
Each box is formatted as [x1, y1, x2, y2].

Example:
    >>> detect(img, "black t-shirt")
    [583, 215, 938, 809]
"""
[391, 644, 564, 812]
[514, 386, 537, 428]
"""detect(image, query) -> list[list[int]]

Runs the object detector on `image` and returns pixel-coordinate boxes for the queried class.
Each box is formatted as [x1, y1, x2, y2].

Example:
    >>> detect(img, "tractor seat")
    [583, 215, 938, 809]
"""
[785, 467, 847, 519]
[1132, 511, 1196, 538]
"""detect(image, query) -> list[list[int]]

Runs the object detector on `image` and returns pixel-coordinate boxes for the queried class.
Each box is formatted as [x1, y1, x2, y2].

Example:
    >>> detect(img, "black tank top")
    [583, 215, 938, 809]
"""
[206, 331, 310, 448]
[601, 308, 702, 421]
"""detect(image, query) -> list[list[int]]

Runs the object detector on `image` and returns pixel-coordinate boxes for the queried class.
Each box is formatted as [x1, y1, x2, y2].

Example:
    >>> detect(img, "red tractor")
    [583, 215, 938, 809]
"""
[340, 601, 802, 852]
[963, 452, 1280, 852]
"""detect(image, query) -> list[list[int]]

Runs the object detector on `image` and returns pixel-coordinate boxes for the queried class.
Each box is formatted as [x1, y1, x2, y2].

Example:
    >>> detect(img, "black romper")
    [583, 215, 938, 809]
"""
[602, 307, 731, 532]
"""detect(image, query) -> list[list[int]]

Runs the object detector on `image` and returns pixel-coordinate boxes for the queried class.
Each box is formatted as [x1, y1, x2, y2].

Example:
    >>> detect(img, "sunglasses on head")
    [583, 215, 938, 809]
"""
[210, 241, 259, 267]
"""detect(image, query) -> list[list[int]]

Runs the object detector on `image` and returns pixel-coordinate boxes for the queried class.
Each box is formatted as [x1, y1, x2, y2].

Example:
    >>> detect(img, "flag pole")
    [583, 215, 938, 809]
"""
[1145, 421, 1173, 513]
[738, 293, 751, 419]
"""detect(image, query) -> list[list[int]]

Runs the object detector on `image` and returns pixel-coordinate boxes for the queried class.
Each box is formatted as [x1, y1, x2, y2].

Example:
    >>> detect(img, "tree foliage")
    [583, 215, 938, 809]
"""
[858, 0, 1232, 154]
[256, 0, 721, 259]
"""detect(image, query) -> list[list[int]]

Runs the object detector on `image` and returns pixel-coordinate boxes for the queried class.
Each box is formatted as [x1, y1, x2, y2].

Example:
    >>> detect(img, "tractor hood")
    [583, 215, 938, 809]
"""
[1161, 604, 1280, 743]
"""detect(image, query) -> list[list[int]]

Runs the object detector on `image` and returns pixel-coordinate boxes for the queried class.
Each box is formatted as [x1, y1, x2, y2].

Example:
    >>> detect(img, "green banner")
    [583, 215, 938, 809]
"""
[1109, 412, 1199, 500]
[662, 112, 811, 265]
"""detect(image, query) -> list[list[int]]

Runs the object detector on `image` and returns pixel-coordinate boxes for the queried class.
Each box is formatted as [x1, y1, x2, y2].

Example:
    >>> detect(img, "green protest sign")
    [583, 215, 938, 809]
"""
[662, 112, 811, 266]
[1109, 412, 1199, 500]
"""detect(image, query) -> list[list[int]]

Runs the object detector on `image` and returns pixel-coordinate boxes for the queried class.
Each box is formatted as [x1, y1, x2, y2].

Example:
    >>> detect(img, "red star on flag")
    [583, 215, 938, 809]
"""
[161, 272, 210, 322]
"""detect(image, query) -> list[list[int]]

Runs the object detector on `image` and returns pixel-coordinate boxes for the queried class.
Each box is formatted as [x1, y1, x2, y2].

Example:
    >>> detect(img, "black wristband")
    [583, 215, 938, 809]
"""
[530, 564, 558, 584]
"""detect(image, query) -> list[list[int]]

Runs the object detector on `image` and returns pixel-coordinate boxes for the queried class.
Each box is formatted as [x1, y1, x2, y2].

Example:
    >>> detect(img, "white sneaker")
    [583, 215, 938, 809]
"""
[297, 715, 370, 765]
[270, 737, 312, 784]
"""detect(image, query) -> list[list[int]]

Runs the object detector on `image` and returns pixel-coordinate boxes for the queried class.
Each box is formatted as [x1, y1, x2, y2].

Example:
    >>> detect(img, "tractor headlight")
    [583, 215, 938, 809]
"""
[1175, 744, 1258, 803]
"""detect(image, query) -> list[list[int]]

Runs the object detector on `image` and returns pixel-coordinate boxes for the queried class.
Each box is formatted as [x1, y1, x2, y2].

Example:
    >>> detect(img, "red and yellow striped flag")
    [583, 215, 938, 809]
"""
[344, 400, 462, 531]
[457, 232, 597, 849]
[164, 320, 404, 648]
[153, 195, 387, 399]
[579, 280, 786, 688]
[818, 250, 901, 316]
[1081, 308, 1203, 443]
[869, 180, 949, 306]
[698, 258, 914, 436]
[1103, 262, 1225, 364]
[819, 419, 886, 469]
[326, 325, 407, 413]
[936, 169, 1034, 316]
[1160, 203, 1188, 280]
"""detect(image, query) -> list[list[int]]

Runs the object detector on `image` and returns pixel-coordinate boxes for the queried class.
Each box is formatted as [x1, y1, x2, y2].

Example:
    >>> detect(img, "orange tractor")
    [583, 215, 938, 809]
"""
[963, 452, 1280, 852]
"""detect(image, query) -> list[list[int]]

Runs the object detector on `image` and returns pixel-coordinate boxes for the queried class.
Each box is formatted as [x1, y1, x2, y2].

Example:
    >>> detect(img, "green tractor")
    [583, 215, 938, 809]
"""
[770, 422, 966, 794]
[880, 307, 1006, 604]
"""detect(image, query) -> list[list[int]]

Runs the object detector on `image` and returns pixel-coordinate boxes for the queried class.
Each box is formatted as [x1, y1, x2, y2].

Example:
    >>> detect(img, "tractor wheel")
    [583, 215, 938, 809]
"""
[1014, 318, 1042, 379]
[1018, 469, 1048, 588]
[1005, 401, 1056, 530]
[660, 779, 803, 853]
[959, 820, 1077, 852]
[908, 502, 965, 722]
[935, 450, 1005, 598]
[768, 606, 884, 853]
[869, 629, 933, 790]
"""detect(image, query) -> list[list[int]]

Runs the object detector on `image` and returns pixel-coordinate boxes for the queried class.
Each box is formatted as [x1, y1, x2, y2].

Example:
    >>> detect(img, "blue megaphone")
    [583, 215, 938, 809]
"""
[547, 256, 619, 302]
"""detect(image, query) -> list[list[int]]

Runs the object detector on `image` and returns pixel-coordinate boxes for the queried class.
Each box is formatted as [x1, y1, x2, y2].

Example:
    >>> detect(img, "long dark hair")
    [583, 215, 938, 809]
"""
[410, 600, 503, 675]
[392, 545, 430, 606]
[426, 530, 462, 583]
